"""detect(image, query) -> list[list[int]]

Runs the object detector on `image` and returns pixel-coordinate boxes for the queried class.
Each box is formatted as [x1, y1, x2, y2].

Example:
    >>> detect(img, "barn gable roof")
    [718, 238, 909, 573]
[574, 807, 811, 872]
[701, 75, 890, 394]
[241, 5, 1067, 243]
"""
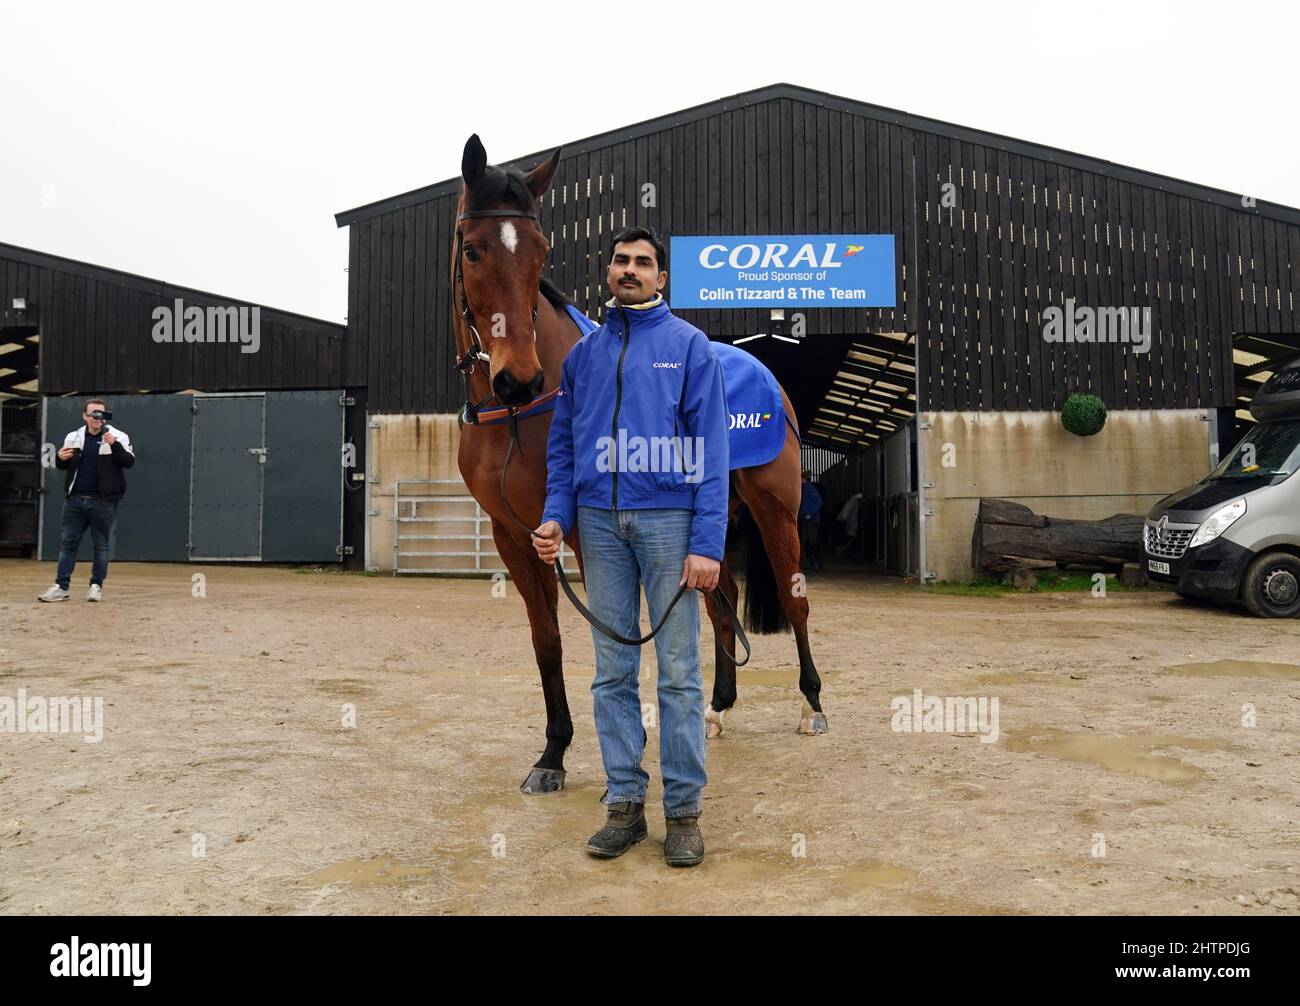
[0, 241, 346, 338]
[334, 81, 1300, 228]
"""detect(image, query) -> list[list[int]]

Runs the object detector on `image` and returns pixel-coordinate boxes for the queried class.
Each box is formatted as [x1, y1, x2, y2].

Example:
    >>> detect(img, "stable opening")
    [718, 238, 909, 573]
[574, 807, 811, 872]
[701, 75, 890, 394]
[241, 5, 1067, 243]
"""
[722, 326, 919, 578]
[0, 305, 40, 558]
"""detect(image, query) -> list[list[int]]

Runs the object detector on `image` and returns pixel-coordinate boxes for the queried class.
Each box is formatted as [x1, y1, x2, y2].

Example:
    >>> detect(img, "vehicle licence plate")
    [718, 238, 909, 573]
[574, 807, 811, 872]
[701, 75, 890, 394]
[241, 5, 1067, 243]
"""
[1148, 560, 1170, 575]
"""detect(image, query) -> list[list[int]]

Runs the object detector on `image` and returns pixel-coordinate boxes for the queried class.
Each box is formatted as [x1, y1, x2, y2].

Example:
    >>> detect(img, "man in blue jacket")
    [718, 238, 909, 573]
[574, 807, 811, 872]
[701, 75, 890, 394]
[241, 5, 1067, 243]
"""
[532, 226, 729, 867]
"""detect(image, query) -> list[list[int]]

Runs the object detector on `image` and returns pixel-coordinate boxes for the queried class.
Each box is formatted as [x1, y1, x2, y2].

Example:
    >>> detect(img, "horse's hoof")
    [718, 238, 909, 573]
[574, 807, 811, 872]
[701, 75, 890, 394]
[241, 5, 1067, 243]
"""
[705, 707, 725, 739]
[797, 711, 829, 735]
[520, 767, 566, 794]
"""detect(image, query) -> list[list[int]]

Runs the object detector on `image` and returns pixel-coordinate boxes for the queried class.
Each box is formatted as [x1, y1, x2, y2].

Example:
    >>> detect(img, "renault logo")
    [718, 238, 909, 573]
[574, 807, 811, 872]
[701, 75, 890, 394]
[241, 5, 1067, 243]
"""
[1156, 515, 1170, 543]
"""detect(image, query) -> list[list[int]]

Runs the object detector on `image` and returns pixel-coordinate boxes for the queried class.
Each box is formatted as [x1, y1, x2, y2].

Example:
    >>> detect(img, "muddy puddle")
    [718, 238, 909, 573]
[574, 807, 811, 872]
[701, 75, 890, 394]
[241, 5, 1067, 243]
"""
[1004, 728, 1232, 783]
[1162, 659, 1300, 681]
[304, 856, 436, 887]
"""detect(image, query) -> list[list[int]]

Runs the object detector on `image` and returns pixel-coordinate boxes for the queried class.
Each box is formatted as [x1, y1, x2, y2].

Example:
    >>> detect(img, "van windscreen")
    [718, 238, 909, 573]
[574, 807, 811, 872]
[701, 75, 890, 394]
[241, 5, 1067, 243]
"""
[1210, 419, 1300, 480]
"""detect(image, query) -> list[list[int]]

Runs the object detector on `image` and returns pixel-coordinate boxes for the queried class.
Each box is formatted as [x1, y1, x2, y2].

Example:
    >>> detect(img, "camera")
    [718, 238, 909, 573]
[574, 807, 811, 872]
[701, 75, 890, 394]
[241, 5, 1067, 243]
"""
[90, 409, 113, 420]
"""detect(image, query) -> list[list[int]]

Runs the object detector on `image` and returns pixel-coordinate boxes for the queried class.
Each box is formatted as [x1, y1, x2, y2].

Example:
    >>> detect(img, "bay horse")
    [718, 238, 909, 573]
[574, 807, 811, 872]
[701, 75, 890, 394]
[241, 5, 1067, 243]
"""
[451, 134, 827, 795]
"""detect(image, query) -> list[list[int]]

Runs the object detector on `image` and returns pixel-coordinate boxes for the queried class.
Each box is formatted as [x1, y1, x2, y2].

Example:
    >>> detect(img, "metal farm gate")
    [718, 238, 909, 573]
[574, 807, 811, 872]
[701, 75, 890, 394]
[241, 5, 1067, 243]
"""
[392, 478, 495, 574]
[390, 477, 575, 576]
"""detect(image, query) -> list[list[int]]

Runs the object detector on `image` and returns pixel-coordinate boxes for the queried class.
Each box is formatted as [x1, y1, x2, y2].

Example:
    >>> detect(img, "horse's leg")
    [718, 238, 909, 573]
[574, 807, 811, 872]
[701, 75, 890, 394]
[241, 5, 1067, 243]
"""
[491, 519, 574, 792]
[702, 555, 740, 738]
[735, 471, 829, 735]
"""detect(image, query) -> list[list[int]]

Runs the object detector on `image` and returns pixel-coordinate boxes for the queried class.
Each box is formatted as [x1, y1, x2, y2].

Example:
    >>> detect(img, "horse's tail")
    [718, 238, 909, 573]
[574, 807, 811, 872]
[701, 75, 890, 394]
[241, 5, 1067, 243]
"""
[735, 505, 791, 635]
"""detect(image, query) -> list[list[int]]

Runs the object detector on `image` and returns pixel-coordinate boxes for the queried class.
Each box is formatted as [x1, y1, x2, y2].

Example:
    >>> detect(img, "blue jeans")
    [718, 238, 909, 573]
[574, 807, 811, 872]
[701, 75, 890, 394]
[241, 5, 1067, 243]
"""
[577, 506, 707, 819]
[56, 495, 117, 589]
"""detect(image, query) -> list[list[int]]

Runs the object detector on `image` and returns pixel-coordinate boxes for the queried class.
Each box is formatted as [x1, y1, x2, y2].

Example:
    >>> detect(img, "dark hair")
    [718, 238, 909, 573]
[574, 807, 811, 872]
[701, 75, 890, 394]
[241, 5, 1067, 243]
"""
[609, 226, 666, 272]
[84, 397, 107, 415]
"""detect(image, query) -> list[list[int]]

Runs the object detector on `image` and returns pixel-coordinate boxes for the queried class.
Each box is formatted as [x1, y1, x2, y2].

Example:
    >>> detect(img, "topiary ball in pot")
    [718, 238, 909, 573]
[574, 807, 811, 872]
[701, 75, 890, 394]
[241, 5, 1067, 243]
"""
[1061, 393, 1107, 436]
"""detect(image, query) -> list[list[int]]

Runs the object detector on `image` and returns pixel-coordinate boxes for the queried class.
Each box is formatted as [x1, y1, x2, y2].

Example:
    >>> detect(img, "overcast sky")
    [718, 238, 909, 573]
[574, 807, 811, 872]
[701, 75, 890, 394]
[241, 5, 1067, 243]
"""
[2, 0, 1295, 323]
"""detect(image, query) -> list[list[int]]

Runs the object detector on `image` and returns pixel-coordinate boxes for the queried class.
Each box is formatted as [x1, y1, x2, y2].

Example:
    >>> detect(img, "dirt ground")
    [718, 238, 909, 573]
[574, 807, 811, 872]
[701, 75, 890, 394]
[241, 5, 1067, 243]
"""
[1, 556, 1298, 916]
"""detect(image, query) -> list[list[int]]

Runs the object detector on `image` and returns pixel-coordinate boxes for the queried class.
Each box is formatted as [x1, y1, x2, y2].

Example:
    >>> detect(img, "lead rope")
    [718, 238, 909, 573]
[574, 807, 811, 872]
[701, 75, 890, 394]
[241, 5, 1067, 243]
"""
[494, 421, 750, 665]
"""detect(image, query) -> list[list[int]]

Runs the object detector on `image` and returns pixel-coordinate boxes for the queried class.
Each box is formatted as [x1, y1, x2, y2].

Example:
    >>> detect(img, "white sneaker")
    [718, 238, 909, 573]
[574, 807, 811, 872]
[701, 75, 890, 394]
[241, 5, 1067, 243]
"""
[87, 584, 103, 602]
[38, 584, 70, 602]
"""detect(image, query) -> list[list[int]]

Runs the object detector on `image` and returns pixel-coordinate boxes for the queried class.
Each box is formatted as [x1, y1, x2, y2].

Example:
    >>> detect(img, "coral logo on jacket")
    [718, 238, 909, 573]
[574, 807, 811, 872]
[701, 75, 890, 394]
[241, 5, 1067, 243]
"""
[652, 361, 682, 369]
[729, 412, 771, 429]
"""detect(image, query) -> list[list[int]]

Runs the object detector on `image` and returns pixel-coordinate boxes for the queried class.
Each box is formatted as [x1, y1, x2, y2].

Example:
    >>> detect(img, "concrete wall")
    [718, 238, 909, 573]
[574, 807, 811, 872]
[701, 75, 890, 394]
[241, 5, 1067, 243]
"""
[366, 414, 499, 574]
[365, 413, 576, 576]
[918, 410, 1213, 582]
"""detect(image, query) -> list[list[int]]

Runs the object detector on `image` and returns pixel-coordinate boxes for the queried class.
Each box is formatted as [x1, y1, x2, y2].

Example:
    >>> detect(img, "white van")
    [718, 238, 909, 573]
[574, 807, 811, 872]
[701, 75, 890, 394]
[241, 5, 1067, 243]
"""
[1143, 362, 1300, 617]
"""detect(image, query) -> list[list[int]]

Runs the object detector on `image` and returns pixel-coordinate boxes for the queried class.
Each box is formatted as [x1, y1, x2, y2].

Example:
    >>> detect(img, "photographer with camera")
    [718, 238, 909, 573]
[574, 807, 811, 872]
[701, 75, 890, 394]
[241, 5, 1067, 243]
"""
[38, 398, 135, 603]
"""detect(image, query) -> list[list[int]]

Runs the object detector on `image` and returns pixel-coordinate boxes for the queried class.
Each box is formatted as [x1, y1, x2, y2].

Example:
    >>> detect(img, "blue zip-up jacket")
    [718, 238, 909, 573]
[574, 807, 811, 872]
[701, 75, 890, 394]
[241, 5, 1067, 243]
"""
[541, 296, 731, 561]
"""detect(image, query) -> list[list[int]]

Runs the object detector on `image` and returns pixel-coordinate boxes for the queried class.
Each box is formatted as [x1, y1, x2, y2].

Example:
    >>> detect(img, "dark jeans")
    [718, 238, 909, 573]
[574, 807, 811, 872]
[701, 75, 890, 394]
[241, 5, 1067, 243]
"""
[56, 495, 118, 589]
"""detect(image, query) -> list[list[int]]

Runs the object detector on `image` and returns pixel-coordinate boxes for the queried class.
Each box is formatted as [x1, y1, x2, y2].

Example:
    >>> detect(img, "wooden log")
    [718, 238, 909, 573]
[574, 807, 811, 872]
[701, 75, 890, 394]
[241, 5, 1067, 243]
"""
[1119, 562, 1147, 588]
[1009, 568, 1039, 590]
[971, 498, 1144, 573]
[975, 498, 1047, 528]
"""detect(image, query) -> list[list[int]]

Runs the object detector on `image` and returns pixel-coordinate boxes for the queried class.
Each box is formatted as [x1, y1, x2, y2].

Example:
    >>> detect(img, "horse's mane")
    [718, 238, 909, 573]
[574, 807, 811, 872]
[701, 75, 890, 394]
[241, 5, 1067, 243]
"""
[539, 276, 572, 311]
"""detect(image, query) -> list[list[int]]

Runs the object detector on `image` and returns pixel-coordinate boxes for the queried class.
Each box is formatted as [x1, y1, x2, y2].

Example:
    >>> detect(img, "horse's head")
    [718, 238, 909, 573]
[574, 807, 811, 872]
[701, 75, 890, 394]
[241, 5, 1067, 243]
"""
[456, 134, 561, 406]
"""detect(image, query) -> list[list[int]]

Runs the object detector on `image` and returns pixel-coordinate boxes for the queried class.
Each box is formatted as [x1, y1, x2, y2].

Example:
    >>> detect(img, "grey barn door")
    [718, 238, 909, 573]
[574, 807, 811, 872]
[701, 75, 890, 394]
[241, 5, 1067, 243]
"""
[40, 394, 194, 562]
[190, 390, 345, 562]
[41, 390, 345, 564]
[259, 390, 345, 561]
[190, 395, 265, 559]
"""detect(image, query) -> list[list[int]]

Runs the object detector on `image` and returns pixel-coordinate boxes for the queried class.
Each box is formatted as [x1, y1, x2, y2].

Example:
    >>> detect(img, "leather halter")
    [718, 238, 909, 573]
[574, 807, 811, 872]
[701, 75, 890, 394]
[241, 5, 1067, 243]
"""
[453, 207, 546, 427]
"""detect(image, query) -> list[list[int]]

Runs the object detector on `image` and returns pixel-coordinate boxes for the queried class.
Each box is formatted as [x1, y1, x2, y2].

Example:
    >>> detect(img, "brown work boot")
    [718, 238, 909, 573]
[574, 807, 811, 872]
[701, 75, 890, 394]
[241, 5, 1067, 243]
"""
[663, 815, 704, 867]
[585, 801, 647, 859]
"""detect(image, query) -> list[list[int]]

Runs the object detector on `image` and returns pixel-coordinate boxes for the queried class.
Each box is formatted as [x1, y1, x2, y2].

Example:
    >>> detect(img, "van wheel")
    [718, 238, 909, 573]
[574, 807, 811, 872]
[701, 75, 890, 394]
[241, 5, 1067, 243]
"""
[1240, 552, 1300, 618]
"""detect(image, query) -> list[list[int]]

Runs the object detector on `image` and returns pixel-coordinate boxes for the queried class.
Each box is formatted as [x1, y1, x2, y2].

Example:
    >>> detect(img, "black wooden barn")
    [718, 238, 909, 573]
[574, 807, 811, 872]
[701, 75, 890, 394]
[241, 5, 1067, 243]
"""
[0, 242, 362, 562]
[334, 82, 1300, 445]
[333, 82, 1300, 577]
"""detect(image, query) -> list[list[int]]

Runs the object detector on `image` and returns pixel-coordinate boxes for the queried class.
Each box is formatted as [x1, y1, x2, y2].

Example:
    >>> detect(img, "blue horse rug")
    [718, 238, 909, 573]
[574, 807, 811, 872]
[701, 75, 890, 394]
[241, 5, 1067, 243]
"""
[561, 303, 796, 469]
[710, 341, 798, 470]
[564, 303, 599, 337]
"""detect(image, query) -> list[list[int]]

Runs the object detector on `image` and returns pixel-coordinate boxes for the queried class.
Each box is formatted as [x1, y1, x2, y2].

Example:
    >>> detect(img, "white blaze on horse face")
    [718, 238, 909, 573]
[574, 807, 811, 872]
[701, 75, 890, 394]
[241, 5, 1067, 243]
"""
[500, 221, 519, 254]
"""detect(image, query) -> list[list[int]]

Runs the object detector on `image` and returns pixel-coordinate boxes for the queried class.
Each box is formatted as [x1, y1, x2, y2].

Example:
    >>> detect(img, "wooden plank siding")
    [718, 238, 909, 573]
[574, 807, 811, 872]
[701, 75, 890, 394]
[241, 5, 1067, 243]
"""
[1, 242, 344, 397]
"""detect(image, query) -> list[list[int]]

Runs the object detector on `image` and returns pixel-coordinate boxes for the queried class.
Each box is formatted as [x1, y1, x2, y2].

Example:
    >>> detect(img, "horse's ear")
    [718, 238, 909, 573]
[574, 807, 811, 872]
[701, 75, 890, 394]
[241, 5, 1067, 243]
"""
[525, 146, 561, 199]
[462, 134, 488, 186]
